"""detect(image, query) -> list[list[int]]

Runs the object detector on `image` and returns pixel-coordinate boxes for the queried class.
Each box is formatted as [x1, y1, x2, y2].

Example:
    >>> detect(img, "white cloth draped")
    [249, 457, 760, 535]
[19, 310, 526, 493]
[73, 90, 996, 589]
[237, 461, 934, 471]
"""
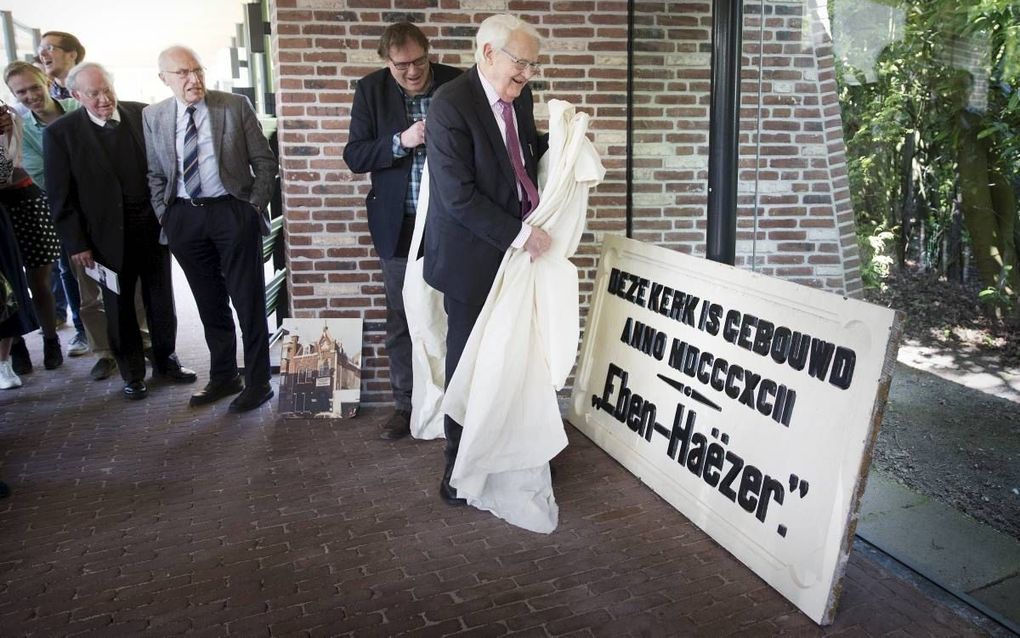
[404, 165, 447, 440]
[404, 100, 605, 532]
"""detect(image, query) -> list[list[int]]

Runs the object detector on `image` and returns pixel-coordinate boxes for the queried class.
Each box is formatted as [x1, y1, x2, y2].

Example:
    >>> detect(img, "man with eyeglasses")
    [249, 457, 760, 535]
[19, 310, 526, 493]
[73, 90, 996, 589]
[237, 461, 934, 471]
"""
[34, 31, 89, 370]
[343, 22, 461, 440]
[37, 32, 86, 100]
[422, 14, 552, 506]
[6, 59, 155, 383]
[43, 62, 196, 401]
[143, 46, 278, 413]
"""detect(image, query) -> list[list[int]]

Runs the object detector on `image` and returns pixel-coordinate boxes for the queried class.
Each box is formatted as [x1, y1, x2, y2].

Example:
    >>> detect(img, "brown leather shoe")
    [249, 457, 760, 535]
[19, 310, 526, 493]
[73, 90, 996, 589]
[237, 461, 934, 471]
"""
[379, 409, 411, 440]
[89, 357, 118, 381]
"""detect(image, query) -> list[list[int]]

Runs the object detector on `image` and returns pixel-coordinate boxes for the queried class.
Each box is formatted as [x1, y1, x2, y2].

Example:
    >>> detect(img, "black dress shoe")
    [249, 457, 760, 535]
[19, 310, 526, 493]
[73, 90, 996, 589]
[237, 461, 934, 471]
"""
[43, 336, 63, 370]
[161, 366, 198, 383]
[189, 375, 244, 407]
[228, 382, 274, 413]
[439, 479, 467, 507]
[123, 380, 148, 400]
[156, 357, 198, 383]
[379, 409, 412, 440]
[11, 337, 32, 375]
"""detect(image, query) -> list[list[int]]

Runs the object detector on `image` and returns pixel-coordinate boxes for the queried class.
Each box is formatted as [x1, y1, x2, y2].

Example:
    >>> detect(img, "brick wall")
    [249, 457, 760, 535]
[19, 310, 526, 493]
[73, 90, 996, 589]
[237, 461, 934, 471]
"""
[629, 0, 860, 291]
[269, 0, 860, 406]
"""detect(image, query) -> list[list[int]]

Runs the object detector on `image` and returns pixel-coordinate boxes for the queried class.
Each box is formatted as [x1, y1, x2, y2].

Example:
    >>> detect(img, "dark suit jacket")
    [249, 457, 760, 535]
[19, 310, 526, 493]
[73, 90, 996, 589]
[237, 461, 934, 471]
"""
[342, 63, 461, 260]
[422, 66, 545, 305]
[43, 102, 149, 272]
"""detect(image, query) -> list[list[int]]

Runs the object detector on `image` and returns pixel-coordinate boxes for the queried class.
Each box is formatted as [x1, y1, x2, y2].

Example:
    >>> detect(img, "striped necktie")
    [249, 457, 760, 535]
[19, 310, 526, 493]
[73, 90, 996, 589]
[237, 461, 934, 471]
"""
[183, 105, 202, 198]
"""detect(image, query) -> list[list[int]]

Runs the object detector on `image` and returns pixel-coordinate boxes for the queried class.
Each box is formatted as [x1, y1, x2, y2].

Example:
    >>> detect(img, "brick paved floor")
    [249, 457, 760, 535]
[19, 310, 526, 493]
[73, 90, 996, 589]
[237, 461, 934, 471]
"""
[0, 330, 988, 636]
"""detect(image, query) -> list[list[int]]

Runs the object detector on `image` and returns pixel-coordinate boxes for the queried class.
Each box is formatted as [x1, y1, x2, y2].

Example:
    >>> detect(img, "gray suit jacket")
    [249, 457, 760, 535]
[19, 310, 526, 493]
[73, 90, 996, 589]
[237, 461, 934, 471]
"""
[142, 90, 278, 236]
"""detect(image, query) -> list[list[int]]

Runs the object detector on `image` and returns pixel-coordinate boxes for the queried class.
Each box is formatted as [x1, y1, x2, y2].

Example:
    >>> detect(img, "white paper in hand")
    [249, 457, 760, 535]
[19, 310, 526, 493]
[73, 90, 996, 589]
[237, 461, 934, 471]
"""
[84, 261, 120, 295]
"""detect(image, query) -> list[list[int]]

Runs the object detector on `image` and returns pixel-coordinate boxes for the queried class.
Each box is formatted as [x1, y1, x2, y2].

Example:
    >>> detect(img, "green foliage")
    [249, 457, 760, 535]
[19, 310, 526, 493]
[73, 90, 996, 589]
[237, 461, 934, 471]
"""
[978, 265, 1017, 311]
[835, 0, 1020, 283]
[860, 226, 898, 289]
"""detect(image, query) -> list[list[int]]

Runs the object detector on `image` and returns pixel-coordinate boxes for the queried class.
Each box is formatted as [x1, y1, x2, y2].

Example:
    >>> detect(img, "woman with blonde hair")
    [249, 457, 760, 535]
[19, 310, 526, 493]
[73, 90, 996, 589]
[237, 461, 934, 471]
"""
[0, 92, 61, 372]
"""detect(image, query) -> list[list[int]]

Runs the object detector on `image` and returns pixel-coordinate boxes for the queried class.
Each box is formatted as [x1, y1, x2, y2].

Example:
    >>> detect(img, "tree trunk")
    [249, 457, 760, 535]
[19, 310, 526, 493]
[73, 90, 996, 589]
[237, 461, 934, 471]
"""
[958, 112, 1018, 294]
[898, 132, 917, 268]
[946, 186, 964, 283]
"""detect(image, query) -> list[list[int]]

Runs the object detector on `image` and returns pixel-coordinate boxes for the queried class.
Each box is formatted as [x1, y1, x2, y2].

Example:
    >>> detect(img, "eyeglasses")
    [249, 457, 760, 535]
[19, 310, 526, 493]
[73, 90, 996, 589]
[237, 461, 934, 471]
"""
[80, 88, 115, 100]
[37, 43, 69, 54]
[390, 55, 429, 72]
[166, 67, 205, 80]
[499, 48, 541, 74]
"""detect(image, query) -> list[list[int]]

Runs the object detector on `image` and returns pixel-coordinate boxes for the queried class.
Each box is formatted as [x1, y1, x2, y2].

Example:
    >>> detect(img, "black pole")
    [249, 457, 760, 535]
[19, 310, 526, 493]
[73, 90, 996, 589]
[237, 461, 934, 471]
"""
[625, 0, 635, 239]
[706, 0, 743, 265]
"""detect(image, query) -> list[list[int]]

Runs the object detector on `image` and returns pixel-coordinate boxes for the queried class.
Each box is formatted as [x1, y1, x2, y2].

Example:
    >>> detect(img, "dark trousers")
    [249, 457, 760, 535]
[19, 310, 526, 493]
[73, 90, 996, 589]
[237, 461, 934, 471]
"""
[103, 210, 177, 382]
[380, 257, 412, 412]
[443, 296, 484, 476]
[164, 197, 270, 388]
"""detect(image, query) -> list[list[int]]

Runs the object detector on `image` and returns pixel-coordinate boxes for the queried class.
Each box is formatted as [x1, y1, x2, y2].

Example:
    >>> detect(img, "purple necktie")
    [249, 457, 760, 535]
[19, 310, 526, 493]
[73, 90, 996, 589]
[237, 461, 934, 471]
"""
[498, 100, 539, 218]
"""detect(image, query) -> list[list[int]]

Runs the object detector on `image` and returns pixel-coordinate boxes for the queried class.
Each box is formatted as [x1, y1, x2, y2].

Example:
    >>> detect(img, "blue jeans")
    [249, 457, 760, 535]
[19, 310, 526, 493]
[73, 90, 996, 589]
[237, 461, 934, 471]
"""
[52, 247, 83, 333]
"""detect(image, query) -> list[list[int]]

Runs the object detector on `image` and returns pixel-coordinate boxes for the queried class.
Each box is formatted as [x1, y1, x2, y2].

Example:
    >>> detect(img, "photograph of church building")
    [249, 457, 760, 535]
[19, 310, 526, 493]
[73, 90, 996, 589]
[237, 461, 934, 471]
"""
[278, 321, 361, 418]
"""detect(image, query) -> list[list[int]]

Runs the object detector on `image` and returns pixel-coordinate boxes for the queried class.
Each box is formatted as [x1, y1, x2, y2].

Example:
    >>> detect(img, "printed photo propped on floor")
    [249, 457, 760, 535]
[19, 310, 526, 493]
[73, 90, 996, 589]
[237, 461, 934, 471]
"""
[277, 318, 362, 418]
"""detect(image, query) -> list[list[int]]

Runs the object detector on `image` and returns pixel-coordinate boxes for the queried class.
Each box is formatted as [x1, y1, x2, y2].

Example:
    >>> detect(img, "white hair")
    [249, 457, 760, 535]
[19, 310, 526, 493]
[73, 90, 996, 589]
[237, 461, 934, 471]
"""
[65, 62, 113, 92]
[474, 14, 540, 65]
[157, 45, 202, 72]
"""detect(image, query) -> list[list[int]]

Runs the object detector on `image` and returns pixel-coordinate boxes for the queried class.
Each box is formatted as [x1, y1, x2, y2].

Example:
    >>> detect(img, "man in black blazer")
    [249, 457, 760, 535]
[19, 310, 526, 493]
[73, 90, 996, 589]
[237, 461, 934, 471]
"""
[423, 15, 552, 505]
[344, 23, 461, 440]
[44, 62, 196, 400]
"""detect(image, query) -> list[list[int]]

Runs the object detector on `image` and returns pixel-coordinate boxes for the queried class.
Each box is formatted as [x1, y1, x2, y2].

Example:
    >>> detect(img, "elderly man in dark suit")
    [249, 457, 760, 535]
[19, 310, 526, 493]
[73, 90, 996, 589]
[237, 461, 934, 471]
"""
[44, 62, 196, 400]
[343, 22, 461, 440]
[143, 45, 278, 413]
[423, 14, 552, 505]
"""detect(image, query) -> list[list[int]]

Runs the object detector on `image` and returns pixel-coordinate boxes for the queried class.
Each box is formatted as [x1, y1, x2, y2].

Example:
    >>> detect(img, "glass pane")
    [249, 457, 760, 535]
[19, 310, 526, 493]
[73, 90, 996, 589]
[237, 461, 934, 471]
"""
[814, 0, 1020, 623]
[741, 0, 854, 290]
[832, 0, 1019, 295]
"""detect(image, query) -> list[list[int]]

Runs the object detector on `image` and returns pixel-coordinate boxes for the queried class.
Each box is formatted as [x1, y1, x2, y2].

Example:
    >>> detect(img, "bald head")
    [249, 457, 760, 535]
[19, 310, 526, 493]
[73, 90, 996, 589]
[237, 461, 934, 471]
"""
[158, 45, 206, 104]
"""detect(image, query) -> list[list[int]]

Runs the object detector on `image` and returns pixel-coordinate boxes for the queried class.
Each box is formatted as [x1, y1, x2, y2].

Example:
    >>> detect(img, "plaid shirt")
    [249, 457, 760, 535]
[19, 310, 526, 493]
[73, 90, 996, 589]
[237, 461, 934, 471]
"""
[391, 79, 436, 217]
[50, 83, 71, 100]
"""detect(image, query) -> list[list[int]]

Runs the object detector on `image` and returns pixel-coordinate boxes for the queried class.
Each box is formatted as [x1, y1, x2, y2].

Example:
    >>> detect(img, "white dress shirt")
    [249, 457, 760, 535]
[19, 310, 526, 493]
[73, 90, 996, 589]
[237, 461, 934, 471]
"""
[173, 99, 228, 198]
[85, 108, 120, 128]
